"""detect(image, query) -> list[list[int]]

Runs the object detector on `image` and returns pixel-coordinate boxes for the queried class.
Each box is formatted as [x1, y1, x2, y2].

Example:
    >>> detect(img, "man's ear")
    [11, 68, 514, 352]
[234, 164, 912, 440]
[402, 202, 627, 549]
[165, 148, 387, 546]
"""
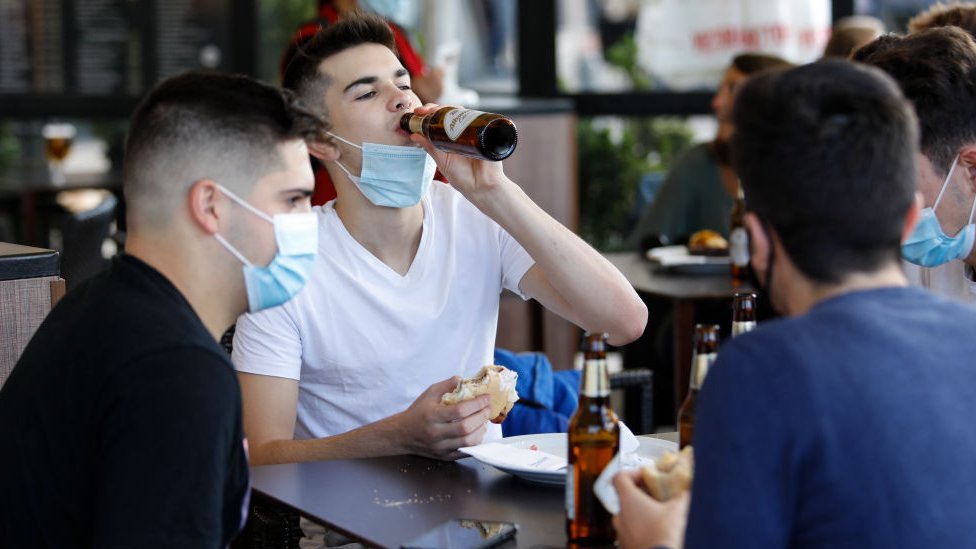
[902, 191, 923, 242]
[187, 179, 222, 235]
[308, 139, 339, 162]
[744, 212, 769, 273]
[959, 144, 976, 193]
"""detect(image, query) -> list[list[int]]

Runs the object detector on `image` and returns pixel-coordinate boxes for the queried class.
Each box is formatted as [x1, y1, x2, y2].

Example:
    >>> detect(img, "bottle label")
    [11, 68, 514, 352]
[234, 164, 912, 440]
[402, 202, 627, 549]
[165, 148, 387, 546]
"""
[565, 470, 575, 519]
[730, 227, 749, 267]
[692, 353, 716, 389]
[443, 108, 482, 141]
[581, 361, 610, 397]
[731, 321, 756, 337]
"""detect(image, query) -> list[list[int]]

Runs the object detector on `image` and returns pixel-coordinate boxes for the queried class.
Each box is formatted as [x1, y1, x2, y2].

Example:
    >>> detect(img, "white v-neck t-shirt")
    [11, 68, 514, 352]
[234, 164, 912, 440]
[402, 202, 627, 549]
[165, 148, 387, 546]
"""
[232, 182, 535, 443]
[902, 259, 976, 305]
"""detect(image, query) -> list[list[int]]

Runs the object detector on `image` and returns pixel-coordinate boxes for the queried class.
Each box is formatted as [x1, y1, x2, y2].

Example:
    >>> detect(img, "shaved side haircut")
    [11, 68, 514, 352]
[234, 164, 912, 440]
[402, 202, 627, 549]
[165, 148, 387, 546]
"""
[854, 27, 976, 177]
[281, 11, 397, 119]
[123, 71, 328, 230]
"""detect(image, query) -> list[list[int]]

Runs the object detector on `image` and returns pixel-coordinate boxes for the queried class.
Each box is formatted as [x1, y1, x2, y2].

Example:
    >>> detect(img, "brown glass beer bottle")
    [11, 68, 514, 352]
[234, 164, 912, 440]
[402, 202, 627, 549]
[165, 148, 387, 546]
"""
[729, 181, 749, 285]
[677, 324, 719, 449]
[731, 292, 757, 337]
[400, 107, 518, 161]
[566, 332, 619, 544]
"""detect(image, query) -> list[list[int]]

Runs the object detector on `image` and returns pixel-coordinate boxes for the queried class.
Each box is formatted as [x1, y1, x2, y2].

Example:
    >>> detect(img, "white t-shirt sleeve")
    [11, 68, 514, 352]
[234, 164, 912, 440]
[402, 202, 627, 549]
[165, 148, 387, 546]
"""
[231, 303, 303, 381]
[498, 225, 535, 300]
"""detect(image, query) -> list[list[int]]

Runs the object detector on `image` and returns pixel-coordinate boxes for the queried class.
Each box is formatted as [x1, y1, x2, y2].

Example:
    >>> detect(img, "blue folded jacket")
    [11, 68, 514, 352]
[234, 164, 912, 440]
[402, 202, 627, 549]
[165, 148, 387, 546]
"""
[493, 348, 581, 437]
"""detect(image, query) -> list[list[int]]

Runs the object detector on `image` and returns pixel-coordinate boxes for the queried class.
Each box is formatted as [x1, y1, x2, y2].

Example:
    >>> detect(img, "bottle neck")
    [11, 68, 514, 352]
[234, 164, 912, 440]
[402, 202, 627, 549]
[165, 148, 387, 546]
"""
[688, 352, 716, 390]
[581, 358, 610, 398]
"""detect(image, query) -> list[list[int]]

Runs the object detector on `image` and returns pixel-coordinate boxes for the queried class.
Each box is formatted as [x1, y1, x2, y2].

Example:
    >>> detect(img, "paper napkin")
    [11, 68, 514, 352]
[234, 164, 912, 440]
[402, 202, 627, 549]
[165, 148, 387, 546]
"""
[594, 421, 654, 515]
[459, 442, 567, 472]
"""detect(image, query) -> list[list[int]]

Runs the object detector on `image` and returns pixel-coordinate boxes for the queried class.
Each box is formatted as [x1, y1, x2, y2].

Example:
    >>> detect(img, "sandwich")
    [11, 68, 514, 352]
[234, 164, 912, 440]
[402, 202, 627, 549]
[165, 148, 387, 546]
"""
[640, 445, 694, 501]
[688, 229, 729, 254]
[441, 365, 519, 424]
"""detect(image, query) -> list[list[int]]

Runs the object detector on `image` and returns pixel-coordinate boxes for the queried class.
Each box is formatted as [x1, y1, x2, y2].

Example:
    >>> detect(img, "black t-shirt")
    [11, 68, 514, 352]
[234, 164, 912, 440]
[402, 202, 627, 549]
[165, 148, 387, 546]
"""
[0, 255, 249, 548]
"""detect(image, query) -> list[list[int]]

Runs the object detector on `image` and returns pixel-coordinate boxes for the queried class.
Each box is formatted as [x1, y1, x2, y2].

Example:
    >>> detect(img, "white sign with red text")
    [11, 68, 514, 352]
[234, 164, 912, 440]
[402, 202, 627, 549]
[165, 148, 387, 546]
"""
[635, 0, 831, 90]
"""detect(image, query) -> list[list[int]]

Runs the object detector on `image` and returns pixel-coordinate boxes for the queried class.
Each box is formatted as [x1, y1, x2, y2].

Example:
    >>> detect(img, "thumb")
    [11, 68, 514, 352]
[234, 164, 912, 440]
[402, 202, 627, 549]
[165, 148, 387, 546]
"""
[428, 376, 461, 397]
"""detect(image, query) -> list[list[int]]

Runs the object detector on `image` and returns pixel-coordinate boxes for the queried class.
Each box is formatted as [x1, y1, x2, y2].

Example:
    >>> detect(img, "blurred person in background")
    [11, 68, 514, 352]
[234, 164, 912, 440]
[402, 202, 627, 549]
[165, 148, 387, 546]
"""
[855, 26, 976, 304]
[615, 58, 976, 549]
[626, 53, 792, 251]
[822, 15, 885, 58]
[623, 53, 790, 426]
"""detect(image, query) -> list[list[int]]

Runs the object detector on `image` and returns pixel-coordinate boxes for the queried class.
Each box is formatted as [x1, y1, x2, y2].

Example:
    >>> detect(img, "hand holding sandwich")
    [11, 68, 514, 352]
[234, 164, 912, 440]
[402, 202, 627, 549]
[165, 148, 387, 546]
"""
[613, 446, 694, 549]
[391, 377, 494, 461]
[613, 470, 690, 549]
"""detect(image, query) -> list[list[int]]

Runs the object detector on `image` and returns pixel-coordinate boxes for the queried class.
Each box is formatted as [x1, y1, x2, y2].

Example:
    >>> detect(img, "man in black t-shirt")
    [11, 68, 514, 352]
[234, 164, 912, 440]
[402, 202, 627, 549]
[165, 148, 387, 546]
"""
[0, 72, 327, 547]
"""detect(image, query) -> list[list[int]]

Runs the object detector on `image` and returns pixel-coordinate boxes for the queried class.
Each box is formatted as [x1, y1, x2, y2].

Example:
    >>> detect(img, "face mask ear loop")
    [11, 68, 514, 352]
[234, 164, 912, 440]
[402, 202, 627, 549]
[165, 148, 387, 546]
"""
[325, 133, 364, 182]
[216, 184, 274, 224]
[215, 233, 254, 267]
[326, 132, 363, 151]
[967, 192, 976, 226]
[933, 155, 960, 211]
[332, 159, 360, 181]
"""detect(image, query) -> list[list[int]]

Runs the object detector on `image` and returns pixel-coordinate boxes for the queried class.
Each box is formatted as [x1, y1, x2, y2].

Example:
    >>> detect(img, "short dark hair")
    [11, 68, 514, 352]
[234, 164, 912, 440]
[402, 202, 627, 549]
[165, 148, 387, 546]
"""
[853, 26, 976, 177]
[731, 59, 918, 283]
[909, 2, 976, 36]
[123, 71, 328, 229]
[281, 11, 397, 118]
[822, 26, 881, 58]
[730, 53, 793, 76]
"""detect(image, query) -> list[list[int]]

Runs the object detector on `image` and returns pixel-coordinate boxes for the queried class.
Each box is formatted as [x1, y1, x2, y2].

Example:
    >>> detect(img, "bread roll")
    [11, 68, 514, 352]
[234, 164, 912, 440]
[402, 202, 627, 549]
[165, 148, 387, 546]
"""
[441, 365, 519, 424]
[640, 445, 694, 501]
[688, 229, 728, 250]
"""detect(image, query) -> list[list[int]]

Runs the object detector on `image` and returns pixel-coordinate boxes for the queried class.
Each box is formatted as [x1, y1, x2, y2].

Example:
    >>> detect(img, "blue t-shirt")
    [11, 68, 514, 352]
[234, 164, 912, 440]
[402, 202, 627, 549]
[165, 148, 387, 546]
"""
[686, 287, 976, 549]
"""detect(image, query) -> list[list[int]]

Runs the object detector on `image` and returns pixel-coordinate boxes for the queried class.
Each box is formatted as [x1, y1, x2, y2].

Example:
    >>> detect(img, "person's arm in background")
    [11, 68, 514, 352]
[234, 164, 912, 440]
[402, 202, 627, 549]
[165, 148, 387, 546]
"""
[410, 111, 648, 346]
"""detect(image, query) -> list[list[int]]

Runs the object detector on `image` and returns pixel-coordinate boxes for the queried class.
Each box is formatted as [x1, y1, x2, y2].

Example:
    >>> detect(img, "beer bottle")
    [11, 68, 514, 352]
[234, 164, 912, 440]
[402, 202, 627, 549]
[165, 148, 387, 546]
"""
[677, 324, 719, 449]
[731, 292, 757, 337]
[400, 107, 518, 161]
[566, 332, 619, 544]
[729, 181, 749, 285]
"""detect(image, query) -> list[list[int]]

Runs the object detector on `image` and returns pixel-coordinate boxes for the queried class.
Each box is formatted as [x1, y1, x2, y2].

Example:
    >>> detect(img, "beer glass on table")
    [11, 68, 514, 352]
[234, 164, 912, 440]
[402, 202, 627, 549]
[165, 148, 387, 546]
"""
[42, 123, 76, 185]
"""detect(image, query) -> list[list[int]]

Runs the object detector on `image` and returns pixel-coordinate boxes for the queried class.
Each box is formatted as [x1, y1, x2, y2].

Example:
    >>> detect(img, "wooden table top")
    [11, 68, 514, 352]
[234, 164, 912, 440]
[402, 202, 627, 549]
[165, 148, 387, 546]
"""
[250, 433, 679, 548]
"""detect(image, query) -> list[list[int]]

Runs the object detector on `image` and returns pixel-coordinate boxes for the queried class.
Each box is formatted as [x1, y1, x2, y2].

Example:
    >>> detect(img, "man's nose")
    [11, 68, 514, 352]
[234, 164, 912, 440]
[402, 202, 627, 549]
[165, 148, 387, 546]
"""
[391, 88, 412, 112]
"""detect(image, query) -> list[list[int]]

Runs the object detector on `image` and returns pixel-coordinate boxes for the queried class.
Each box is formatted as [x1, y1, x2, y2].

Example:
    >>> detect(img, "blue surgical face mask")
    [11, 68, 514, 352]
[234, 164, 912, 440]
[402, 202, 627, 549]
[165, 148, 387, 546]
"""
[328, 132, 436, 208]
[213, 184, 318, 313]
[902, 155, 976, 267]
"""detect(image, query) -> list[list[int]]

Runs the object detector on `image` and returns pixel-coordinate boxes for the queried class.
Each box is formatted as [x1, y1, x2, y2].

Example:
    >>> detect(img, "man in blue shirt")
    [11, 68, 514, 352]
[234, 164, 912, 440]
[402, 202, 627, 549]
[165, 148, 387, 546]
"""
[614, 59, 976, 549]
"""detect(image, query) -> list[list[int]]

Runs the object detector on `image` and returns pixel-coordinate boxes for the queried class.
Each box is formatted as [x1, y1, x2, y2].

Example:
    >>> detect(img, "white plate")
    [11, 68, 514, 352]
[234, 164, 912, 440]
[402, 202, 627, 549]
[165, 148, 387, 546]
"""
[475, 433, 677, 486]
[646, 245, 730, 275]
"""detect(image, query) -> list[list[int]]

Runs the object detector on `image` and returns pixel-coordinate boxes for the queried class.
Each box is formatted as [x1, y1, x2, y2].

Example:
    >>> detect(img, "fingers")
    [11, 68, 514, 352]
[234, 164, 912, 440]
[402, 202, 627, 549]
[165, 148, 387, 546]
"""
[613, 475, 691, 549]
[615, 468, 644, 485]
[409, 133, 444, 161]
[427, 376, 461, 397]
[411, 103, 441, 116]
[401, 379, 496, 458]
[453, 394, 491, 419]
[614, 469, 652, 505]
